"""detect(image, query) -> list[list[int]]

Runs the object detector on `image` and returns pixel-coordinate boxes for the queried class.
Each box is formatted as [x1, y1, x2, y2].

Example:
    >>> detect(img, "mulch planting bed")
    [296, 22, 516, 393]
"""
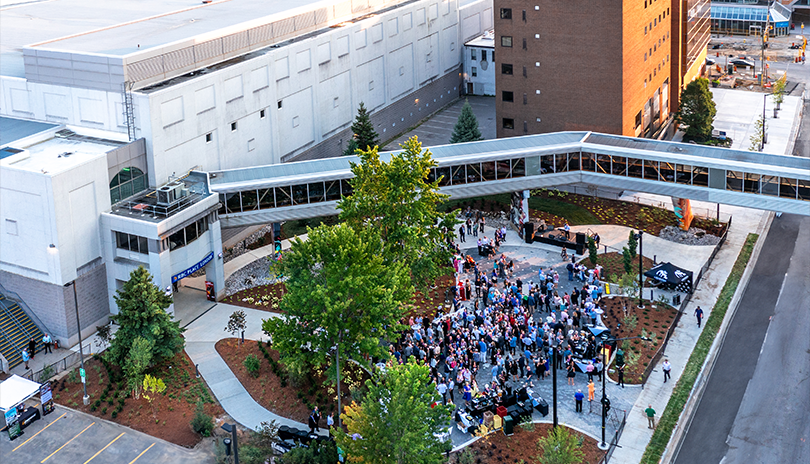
[457, 423, 604, 464]
[585, 252, 656, 283]
[215, 338, 366, 424]
[52, 351, 223, 448]
[598, 296, 678, 384]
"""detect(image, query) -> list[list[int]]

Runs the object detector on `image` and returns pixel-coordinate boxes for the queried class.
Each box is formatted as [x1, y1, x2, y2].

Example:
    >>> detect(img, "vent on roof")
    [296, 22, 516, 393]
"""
[58, 152, 74, 158]
[55, 129, 76, 138]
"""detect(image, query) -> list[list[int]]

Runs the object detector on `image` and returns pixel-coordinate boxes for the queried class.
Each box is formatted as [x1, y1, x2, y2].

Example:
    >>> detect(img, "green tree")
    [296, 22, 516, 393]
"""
[748, 115, 767, 152]
[123, 336, 153, 398]
[676, 78, 717, 141]
[142, 374, 166, 420]
[627, 231, 638, 259]
[536, 426, 585, 464]
[261, 223, 412, 381]
[109, 266, 184, 367]
[334, 360, 453, 464]
[338, 136, 458, 292]
[350, 102, 380, 151]
[587, 236, 598, 265]
[772, 76, 786, 109]
[622, 247, 633, 275]
[342, 137, 360, 157]
[450, 99, 483, 143]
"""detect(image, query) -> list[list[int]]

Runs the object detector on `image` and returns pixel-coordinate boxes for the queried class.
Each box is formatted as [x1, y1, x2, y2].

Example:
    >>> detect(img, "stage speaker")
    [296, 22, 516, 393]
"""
[524, 222, 534, 244]
[503, 415, 514, 436]
[576, 232, 586, 244]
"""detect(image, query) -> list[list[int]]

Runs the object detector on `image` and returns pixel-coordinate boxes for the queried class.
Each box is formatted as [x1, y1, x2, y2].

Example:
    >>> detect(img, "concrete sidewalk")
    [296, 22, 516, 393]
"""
[608, 206, 771, 463]
[183, 301, 324, 433]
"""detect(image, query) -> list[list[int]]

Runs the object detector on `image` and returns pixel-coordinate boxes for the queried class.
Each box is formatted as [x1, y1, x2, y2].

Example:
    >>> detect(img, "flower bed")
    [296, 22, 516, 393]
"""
[215, 338, 367, 424]
[586, 252, 656, 284]
[598, 296, 678, 384]
[455, 423, 604, 464]
[52, 351, 222, 447]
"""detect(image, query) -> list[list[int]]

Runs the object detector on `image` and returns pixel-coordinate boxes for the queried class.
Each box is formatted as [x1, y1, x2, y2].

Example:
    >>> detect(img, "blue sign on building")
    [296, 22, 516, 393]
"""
[172, 252, 214, 283]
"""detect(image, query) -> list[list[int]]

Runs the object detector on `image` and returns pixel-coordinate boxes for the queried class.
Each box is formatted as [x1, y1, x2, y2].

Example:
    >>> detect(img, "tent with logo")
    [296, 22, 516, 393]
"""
[644, 262, 693, 293]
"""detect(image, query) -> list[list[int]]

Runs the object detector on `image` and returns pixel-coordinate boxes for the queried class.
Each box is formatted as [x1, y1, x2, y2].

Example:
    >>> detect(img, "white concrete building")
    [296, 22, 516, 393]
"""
[0, 0, 494, 348]
[463, 30, 496, 96]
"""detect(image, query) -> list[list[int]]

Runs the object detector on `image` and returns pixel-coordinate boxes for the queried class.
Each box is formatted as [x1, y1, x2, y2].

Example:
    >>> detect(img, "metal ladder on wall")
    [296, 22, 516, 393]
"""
[121, 81, 136, 141]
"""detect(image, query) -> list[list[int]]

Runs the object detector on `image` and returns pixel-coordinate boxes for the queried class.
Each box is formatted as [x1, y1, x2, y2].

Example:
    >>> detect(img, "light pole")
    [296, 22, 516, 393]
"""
[221, 423, 239, 464]
[598, 335, 650, 450]
[65, 280, 89, 405]
[635, 231, 644, 307]
[552, 337, 558, 428]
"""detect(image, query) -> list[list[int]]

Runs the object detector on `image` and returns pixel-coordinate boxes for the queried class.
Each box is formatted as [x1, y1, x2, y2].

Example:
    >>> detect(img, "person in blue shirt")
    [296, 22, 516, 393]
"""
[575, 390, 585, 412]
[510, 335, 518, 354]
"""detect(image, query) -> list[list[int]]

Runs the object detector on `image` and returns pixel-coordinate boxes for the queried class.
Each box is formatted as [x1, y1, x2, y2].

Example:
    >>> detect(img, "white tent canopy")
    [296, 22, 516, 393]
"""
[0, 374, 40, 412]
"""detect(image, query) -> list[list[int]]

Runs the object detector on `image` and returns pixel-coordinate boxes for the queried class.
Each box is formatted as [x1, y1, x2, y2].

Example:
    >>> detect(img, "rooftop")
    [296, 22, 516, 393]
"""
[110, 172, 213, 223]
[465, 29, 495, 48]
[0, 116, 57, 147]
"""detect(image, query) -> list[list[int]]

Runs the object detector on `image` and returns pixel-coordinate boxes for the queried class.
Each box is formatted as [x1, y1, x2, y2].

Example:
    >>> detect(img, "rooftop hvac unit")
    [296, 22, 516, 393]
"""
[157, 181, 186, 206]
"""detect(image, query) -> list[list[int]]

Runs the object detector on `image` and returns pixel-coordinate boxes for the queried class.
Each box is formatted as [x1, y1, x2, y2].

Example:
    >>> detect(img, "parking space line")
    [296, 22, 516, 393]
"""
[83, 432, 125, 464]
[40, 421, 95, 463]
[127, 443, 156, 464]
[12, 412, 67, 452]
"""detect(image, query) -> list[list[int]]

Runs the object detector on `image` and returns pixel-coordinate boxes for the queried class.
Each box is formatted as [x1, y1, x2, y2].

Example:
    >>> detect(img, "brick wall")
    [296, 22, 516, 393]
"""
[288, 68, 463, 161]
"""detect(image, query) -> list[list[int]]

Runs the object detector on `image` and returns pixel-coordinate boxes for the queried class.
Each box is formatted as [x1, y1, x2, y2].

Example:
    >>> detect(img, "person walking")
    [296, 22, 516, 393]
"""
[575, 390, 584, 412]
[588, 380, 595, 403]
[42, 333, 53, 354]
[458, 225, 466, 243]
[645, 405, 656, 429]
[437, 379, 448, 405]
[586, 361, 595, 382]
[694, 306, 704, 327]
[662, 359, 672, 383]
[22, 348, 30, 369]
[617, 364, 625, 388]
[326, 413, 334, 434]
[567, 359, 576, 386]
[28, 337, 37, 359]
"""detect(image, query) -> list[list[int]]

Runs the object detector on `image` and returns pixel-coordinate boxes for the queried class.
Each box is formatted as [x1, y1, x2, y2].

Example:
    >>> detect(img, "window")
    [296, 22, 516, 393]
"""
[635, 111, 642, 128]
[501, 36, 512, 47]
[205, 133, 212, 143]
[260, 109, 266, 119]
[645, 26, 647, 35]
[471, 49, 477, 60]
[644, 52, 647, 61]
[230, 122, 237, 131]
[471, 67, 477, 77]
[523, 93, 528, 104]
[522, 38, 527, 49]
[500, 8, 512, 19]
[482, 50, 488, 61]
[277, 100, 283, 109]
[523, 66, 527, 77]
[523, 121, 528, 133]
[502, 118, 514, 130]
[110, 167, 148, 204]
[115, 232, 148, 255]
[535, 34, 540, 39]
[501, 63, 513, 74]
[167, 217, 209, 251]
[522, 10, 526, 21]
[502, 91, 514, 102]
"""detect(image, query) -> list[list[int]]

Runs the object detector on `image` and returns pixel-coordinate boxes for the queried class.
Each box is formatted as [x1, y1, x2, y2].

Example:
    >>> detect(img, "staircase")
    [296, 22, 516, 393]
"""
[0, 292, 44, 369]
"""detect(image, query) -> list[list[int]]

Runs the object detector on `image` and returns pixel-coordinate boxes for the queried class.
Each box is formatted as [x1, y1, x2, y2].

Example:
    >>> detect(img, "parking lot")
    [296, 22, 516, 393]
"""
[1, 405, 213, 464]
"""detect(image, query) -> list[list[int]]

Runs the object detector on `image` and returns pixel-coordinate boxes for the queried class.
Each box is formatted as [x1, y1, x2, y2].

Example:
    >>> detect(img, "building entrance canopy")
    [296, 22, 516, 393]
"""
[203, 131, 810, 227]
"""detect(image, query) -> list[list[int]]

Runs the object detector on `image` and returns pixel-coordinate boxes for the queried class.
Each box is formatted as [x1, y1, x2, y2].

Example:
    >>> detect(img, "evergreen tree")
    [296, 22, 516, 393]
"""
[350, 102, 380, 151]
[676, 78, 717, 141]
[108, 266, 184, 367]
[342, 137, 360, 157]
[627, 231, 638, 259]
[536, 426, 586, 464]
[450, 99, 483, 143]
[588, 236, 598, 265]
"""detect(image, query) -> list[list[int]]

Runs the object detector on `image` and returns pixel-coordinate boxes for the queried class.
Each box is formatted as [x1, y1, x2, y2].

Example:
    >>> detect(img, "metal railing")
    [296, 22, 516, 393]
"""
[22, 343, 92, 384]
[0, 282, 52, 341]
[598, 408, 628, 464]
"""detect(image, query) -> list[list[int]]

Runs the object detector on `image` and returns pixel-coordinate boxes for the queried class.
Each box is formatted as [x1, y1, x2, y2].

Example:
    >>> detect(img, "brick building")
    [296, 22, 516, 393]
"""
[494, 0, 709, 138]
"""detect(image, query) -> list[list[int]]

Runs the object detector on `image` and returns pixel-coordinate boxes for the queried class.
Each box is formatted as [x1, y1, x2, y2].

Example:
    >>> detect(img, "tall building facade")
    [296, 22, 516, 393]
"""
[671, 0, 711, 114]
[494, 0, 705, 138]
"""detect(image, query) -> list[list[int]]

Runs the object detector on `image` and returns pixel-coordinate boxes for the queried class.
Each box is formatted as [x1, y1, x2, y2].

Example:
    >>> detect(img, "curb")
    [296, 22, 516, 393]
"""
[661, 211, 774, 464]
[449, 419, 603, 454]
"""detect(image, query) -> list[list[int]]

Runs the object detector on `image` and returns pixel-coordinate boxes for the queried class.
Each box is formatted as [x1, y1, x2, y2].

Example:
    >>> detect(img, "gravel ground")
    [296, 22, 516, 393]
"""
[224, 256, 278, 296]
[658, 225, 721, 246]
[223, 225, 275, 264]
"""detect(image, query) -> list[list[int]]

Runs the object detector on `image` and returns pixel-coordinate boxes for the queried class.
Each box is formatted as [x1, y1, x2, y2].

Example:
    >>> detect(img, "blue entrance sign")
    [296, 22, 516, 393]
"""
[172, 252, 214, 283]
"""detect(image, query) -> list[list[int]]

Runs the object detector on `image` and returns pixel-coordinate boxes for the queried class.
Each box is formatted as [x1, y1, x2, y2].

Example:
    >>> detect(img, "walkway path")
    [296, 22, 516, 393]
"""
[183, 301, 323, 434]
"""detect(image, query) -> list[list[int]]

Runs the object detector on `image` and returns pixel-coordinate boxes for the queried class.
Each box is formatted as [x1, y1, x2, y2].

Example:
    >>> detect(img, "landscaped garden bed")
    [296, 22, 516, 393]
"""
[453, 423, 604, 464]
[598, 296, 679, 384]
[52, 351, 222, 447]
[586, 252, 655, 284]
[215, 338, 367, 424]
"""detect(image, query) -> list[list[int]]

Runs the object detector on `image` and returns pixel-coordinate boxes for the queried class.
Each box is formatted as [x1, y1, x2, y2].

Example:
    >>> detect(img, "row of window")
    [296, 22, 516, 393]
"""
[218, 154, 809, 215]
[116, 232, 149, 255]
[110, 167, 148, 204]
[470, 49, 491, 62]
[167, 217, 209, 252]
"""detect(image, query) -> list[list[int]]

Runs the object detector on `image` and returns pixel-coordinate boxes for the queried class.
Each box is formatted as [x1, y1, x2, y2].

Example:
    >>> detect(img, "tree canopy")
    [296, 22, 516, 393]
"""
[676, 78, 717, 141]
[108, 266, 184, 368]
[261, 223, 412, 378]
[338, 136, 457, 292]
[450, 99, 483, 143]
[334, 360, 452, 464]
[350, 102, 380, 151]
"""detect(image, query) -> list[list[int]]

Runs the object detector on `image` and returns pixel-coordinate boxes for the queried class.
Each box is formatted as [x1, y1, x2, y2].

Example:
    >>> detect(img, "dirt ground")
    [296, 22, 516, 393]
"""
[455, 423, 605, 464]
[52, 351, 223, 448]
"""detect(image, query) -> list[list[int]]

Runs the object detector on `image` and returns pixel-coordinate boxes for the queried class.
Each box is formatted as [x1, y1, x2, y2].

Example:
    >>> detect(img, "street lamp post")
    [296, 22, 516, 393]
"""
[599, 335, 650, 450]
[65, 280, 89, 405]
[636, 231, 644, 307]
[221, 423, 239, 464]
[552, 338, 558, 428]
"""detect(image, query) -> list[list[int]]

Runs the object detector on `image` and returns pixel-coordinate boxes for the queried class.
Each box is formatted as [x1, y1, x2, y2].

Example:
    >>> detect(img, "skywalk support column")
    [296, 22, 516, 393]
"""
[522, 190, 530, 223]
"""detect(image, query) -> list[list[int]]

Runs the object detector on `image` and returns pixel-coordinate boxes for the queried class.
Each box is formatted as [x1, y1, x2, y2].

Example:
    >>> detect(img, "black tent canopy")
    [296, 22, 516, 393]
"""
[644, 262, 693, 293]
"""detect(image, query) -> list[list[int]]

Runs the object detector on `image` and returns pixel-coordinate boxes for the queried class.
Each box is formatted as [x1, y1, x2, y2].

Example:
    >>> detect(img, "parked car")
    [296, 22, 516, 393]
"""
[730, 58, 755, 68]
[789, 43, 801, 49]
[706, 57, 716, 66]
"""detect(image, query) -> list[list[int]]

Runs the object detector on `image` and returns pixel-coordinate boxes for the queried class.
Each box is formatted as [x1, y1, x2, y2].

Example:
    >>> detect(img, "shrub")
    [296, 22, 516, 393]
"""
[191, 401, 214, 437]
[243, 354, 261, 378]
[101, 407, 108, 415]
[111, 411, 118, 419]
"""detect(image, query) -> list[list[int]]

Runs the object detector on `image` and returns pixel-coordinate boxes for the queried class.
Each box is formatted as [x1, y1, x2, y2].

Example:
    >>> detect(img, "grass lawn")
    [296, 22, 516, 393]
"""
[640, 233, 759, 463]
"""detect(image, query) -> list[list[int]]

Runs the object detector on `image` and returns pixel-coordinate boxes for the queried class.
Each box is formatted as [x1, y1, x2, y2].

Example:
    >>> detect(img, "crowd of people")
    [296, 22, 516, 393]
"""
[389, 215, 612, 423]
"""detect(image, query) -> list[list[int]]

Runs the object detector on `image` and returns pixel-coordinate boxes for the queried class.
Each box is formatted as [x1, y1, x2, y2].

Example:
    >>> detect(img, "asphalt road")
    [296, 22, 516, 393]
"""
[674, 214, 810, 464]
